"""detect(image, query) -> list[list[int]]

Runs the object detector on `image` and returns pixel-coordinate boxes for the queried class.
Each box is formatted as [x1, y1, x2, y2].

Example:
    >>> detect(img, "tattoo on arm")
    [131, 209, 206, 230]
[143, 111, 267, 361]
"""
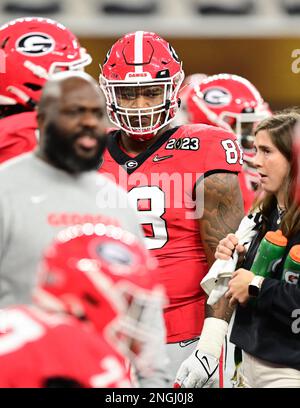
[197, 172, 244, 267]
[197, 173, 244, 321]
[205, 297, 235, 323]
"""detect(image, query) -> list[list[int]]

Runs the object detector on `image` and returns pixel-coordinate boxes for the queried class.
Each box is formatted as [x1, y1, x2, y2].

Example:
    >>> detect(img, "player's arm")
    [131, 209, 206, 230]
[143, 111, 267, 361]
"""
[199, 172, 244, 268]
[175, 172, 244, 388]
[200, 171, 244, 321]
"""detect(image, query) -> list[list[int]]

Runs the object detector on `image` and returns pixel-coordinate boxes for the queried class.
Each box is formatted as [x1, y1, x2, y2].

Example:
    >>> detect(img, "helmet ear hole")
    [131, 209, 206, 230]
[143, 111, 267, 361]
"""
[83, 293, 100, 306]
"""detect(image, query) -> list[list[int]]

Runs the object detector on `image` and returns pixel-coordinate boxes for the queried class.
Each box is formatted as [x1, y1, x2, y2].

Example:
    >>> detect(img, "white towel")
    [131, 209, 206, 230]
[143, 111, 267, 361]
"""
[201, 213, 259, 305]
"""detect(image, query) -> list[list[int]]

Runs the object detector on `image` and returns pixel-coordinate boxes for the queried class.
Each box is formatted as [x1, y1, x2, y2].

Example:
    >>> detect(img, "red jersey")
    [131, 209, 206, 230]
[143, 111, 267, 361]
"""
[100, 124, 242, 342]
[0, 306, 131, 388]
[0, 111, 37, 164]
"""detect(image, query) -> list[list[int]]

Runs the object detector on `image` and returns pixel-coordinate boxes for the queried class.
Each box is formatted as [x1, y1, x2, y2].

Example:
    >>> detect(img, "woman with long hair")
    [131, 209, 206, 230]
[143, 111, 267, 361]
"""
[215, 112, 300, 387]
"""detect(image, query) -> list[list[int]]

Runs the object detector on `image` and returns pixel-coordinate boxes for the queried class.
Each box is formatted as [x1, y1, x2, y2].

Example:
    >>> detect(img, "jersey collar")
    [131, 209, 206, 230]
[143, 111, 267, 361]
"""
[107, 127, 179, 174]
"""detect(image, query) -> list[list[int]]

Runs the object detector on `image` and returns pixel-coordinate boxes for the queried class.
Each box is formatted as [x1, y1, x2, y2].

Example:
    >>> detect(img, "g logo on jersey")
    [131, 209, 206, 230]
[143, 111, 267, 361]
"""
[203, 87, 231, 106]
[125, 160, 138, 169]
[16, 33, 55, 56]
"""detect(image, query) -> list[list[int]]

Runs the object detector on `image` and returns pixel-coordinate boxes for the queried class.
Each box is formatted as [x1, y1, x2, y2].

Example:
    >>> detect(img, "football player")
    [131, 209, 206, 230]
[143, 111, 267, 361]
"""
[0, 17, 91, 163]
[186, 73, 272, 212]
[0, 223, 165, 387]
[98, 31, 245, 385]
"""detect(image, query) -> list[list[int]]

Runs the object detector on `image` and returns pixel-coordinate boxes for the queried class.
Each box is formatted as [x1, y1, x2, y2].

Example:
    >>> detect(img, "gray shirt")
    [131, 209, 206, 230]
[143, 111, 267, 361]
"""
[0, 153, 171, 387]
[0, 153, 144, 307]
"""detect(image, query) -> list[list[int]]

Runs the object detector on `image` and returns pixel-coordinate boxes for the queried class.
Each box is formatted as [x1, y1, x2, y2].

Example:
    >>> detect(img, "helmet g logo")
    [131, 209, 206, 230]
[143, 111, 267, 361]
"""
[16, 33, 55, 56]
[96, 243, 133, 267]
[203, 88, 231, 106]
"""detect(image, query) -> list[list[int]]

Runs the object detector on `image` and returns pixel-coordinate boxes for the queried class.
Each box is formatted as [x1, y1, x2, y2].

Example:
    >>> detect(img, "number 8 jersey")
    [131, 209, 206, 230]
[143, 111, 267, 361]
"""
[100, 124, 242, 343]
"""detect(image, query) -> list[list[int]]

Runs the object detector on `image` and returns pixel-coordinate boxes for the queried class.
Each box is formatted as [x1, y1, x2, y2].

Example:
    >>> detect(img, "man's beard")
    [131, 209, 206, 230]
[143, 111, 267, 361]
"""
[43, 122, 107, 174]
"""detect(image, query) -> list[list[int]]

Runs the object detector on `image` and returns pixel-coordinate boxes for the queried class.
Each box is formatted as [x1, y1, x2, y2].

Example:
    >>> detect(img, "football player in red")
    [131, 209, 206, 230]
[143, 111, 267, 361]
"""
[186, 73, 272, 213]
[99, 31, 245, 386]
[0, 223, 165, 387]
[0, 17, 91, 163]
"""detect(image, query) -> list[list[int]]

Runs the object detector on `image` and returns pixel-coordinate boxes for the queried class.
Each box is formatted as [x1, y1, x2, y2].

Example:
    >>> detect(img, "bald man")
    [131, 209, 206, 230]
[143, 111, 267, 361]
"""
[0, 72, 145, 306]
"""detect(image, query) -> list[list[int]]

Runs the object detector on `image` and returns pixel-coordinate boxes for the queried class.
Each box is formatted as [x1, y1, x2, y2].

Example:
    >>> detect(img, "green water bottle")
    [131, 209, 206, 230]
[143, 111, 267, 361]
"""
[251, 230, 288, 278]
[281, 245, 300, 286]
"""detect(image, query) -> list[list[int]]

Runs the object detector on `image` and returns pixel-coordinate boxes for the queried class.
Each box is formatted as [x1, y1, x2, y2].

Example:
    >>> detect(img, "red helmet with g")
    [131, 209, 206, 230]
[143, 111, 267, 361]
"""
[187, 73, 271, 189]
[99, 31, 184, 141]
[173, 73, 207, 126]
[187, 73, 271, 143]
[0, 17, 92, 108]
[35, 223, 166, 371]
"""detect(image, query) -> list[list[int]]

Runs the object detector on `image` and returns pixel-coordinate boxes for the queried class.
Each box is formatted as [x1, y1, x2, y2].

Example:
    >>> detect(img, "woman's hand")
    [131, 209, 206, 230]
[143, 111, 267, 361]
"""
[215, 233, 246, 261]
[225, 268, 256, 307]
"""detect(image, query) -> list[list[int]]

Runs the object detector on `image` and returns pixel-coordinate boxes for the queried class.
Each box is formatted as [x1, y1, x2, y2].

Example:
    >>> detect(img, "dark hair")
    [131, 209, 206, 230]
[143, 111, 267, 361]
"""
[252, 111, 300, 238]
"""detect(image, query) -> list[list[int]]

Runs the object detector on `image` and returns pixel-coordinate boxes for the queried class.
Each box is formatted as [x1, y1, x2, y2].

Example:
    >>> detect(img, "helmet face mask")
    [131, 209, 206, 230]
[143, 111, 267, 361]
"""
[0, 17, 92, 107]
[101, 76, 183, 138]
[219, 110, 270, 139]
[100, 31, 184, 141]
[107, 282, 165, 372]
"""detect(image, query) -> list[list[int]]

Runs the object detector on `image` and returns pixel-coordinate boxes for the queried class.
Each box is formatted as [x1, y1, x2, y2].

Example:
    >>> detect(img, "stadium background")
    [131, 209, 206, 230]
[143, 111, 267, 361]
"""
[1, 0, 300, 110]
[83, 36, 300, 110]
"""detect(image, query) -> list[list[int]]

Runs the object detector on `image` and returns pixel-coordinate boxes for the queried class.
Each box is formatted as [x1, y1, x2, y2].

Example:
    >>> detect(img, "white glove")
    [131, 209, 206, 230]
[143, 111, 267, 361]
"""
[174, 317, 228, 388]
[174, 350, 219, 388]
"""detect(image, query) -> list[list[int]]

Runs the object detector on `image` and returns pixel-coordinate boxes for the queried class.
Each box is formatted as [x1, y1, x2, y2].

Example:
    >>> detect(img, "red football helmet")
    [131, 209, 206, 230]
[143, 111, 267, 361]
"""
[187, 73, 271, 189]
[99, 31, 184, 141]
[34, 223, 166, 371]
[173, 73, 207, 126]
[0, 17, 92, 107]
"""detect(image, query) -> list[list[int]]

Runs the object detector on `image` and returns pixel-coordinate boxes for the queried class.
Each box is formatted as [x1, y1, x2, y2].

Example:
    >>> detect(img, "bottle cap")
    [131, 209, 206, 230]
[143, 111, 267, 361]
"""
[265, 230, 288, 247]
[289, 245, 300, 263]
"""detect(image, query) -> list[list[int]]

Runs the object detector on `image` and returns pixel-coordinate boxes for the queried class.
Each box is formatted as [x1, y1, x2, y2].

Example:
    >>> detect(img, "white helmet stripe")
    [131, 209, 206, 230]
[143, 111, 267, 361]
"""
[134, 31, 144, 74]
